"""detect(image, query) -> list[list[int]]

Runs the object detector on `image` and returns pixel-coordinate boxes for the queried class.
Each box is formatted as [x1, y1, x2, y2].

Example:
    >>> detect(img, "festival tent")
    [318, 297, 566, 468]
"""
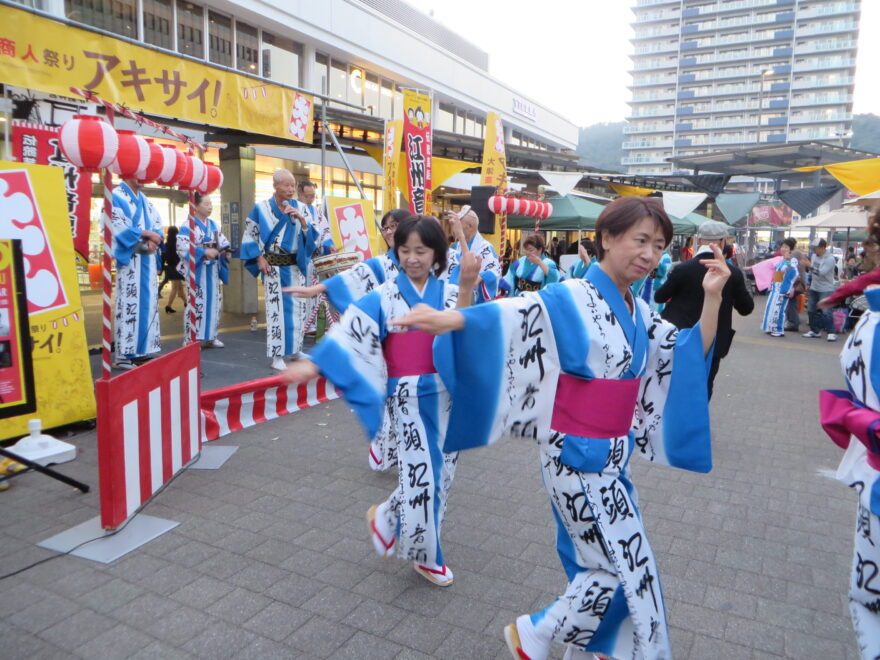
[843, 189, 880, 207]
[791, 207, 869, 229]
[507, 194, 605, 230]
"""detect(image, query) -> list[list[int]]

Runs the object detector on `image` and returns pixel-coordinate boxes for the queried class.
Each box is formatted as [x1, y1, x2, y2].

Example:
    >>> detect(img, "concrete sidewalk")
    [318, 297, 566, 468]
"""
[0, 304, 863, 659]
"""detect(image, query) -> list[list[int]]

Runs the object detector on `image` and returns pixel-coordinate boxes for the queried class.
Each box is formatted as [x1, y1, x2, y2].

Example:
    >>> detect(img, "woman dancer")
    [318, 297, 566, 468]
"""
[761, 237, 799, 337]
[564, 239, 596, 280]
[503, 233, 559, 295]
[396, 197, 728, 659]
[287, 215, 480, 586]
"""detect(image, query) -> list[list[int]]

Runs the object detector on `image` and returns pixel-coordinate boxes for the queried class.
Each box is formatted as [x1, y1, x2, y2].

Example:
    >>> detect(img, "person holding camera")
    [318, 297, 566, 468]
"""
[240, 169, 319, 371]
[110, 177, 164, 370]
[177, 192, 231, 348]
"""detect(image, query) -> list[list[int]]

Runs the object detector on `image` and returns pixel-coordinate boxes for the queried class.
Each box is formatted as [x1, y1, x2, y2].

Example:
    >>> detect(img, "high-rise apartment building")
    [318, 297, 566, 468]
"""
[624, 0, 860, 175]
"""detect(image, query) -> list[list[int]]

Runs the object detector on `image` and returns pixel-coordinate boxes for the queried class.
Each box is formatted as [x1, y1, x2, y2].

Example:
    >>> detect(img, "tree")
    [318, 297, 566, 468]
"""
[577, 122, 625, 173]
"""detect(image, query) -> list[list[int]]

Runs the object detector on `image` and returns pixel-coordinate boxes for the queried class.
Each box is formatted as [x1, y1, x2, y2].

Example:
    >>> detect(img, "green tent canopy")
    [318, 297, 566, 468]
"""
[507, 195, 605, 230]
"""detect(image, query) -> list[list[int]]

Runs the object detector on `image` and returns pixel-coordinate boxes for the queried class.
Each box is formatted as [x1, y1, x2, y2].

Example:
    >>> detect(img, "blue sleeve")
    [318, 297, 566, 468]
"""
[113, 226, 142, 266]
[477, 271, 499, 303]
[322, 238, 335, 256]
[323, 273, 355, 314]
[544, 260, 560, 285]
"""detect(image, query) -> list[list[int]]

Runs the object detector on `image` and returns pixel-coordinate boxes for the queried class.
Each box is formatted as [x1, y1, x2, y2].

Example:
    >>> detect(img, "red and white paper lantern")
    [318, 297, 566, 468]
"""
[198, 163, 224, 194]
[486, 195, 554, 220]
[109, 130, 150, 180]
[180, 154, 206, 191]
[155, 145, 189, 187]
[58, 115, 119, 172]
[137, 139, 166, 184]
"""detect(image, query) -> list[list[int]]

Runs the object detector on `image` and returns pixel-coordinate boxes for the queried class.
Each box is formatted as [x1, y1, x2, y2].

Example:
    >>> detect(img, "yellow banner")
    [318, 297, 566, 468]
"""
[402, 89, 432, 214]
[0, 5, 314, 144]
[0, 162, 95, 440]
[609, 183, 656, 197]
[796, 158, 880, 196]
[481, 112, 507, 255]
[326, 197, 385, 260]
[383, 120, 403, 214]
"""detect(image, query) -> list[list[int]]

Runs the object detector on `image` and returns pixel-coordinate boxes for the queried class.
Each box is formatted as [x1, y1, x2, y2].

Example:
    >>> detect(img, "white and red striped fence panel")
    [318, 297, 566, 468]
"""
[201, 375, 339, 442]
[96, 344, 201, 529]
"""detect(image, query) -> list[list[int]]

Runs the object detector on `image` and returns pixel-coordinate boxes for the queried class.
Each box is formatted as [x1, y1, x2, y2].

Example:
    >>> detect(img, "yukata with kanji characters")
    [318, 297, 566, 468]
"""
[240, 197, 318, 358]
[445, 232, 501, 303]
[176, 217, 230, 343]
[503, 255, 560, 296]
[110, 181, 163, 361]
[820, 288, 880, 660]
[761, 256, 799, 335]
[434, 265, 714, 659]
[309, 273, 461, 584]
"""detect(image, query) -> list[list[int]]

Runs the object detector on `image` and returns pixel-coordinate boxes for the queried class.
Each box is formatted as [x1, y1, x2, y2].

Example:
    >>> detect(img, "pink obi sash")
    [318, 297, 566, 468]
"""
[820, 389, 880, 471]
[383, 331, 437, 378]
[551, 373, 641, 438]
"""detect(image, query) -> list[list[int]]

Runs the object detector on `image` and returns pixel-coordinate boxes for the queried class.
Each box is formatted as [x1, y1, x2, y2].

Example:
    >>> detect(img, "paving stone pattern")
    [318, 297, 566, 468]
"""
[0, 310, 862, 658]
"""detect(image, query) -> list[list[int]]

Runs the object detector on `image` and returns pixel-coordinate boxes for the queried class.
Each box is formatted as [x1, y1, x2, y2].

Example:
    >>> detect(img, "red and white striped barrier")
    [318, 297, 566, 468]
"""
[96, 344, 201, 529]
[201, 375, 339, 442]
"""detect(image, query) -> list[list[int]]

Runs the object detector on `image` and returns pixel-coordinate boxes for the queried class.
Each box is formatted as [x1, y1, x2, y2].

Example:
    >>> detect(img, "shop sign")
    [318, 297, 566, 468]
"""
[326, 197, 377, 261]
[12, 121, 91, 260]
[512, 97, 537, 121]
[402, 90, 432, 214]
[0, 4, 314, 144]
[0, 239, 36, 420]
[382, 120, 402, 215]
[480, 112, 507, 190]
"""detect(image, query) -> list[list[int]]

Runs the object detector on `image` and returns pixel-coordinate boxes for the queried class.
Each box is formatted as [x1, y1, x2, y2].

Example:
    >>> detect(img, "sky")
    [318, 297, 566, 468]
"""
[406, 0, 879, 128]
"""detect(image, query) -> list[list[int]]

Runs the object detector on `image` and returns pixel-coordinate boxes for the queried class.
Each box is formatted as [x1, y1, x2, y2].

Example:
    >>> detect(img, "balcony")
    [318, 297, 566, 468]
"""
[797, 22, 859, 37]
[768, 116, 788, 126]
[634, 41, 680, 55]
[633, 25, 681, 40]
[799, 2, 858, 19]
[623, 139, 673, 149]
[791, 94, 853, 107]
[793, 58, 855, 72]
[627, 107, 677, 119]
[792, 77, 854, 90]
[631, 76, 678, 88]
[789, 112, 852, 124]
[622, 155, 670, 165]
[623, 123, 671, 134]
[797, 40, 857, 55]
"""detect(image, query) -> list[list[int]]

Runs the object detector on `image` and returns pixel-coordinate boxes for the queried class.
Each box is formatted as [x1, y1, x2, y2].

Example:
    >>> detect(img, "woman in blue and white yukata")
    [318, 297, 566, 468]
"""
[761, 238, 800, 337]
[397, 197, 730, 660]
[563, 238, 597, 281]
[286, 215, 481, 587]
[176, 192, 231, 347]
[504, 233, 560, 295]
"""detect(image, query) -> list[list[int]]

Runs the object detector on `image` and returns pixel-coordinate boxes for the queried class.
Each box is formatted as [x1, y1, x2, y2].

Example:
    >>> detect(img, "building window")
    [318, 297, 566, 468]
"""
[363, 73, 380, 116]
[208, 12, 233, 67]
[380, 80, 394, 119]
[262, 32, 302, 88]
[437, 103, 455, 133]
[348, 67, 364, 107]
[143, 0, 173, 49]
[315, 53, 329, 94]
[236, 22, 259, 74]
[177, 2, 204, 59]
[65, 0, 137, 38]
[329, 59, 348, 108]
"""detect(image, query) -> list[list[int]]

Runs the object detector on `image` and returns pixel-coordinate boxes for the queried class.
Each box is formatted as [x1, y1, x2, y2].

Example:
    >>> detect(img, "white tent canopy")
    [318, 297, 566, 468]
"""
[792, 207, 869, 229]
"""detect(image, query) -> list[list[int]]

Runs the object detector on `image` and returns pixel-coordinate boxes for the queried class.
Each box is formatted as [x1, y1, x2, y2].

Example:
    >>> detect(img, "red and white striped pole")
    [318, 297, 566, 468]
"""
[186, 148, 199, 345]
[101, 108, 116, 378]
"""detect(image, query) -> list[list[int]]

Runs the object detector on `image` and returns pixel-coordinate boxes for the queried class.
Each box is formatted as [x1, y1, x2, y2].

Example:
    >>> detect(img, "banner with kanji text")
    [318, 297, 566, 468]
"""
[383, 120, 402, 215]
[12, 121, 92, 260]
[0, 4, 314, 144]
[402, 90, 432, 214]
[0, 239, 36, 420]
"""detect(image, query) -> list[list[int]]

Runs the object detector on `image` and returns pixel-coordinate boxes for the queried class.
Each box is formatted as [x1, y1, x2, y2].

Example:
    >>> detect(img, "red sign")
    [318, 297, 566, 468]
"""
[0, 239, 36, 419]
[402, 90, 432, 214]
[12, 121, 92, 259]
[332, 201, 373, 260]
[749, 205, 793, 227]
[0, 168, 69, 314]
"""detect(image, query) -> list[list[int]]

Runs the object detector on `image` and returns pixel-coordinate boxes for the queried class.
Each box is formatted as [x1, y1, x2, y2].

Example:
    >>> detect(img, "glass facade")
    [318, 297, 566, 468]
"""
[143, 0, 173, 49]
[176, 2, 204, 58]
[65, 0, 137, 39]
[262, 32, 302, 88]
[208, 11, 233, 67]
[235, 21, 259, 74]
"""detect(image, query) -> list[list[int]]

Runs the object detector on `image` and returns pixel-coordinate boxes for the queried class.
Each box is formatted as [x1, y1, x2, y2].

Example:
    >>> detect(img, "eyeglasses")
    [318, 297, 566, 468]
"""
[382, 223, 397, 233]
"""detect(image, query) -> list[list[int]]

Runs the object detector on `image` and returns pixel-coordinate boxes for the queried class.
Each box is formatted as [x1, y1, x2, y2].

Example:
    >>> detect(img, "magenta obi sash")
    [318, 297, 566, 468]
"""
[551, 373, 640, 439]
[820, 389, 880, 471]
[383, 331, 437, 378]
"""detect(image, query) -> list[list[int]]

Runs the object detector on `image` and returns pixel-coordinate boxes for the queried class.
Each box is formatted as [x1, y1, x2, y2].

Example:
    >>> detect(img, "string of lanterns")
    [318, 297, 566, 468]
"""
[58, 114, 223, 194]
[488, 194, 553, 220]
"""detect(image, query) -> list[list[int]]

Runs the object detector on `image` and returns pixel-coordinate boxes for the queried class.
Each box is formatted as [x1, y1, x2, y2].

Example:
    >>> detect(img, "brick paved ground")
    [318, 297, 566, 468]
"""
[0, 302, 862, 659]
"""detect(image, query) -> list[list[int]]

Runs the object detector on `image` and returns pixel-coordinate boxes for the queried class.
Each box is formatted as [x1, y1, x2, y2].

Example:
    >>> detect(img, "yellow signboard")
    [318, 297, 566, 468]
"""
[0, 162, 95, 440]
[481, 112, 508, 255]
[383, 120, 403, 215]
[326, 197, 384, 259]
[0, 5, 314, 144]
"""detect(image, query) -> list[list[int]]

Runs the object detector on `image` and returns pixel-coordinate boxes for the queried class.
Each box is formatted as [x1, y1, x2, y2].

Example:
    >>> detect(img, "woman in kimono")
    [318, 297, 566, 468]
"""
[631, 250, 672, 314]
[564, 239, 597, 281]
[760, 238, 799, 337]
[395, 196, 729, 660]
[176, 192, 231, 347]
[504, 233, 560, 295]
[820, 284, 880, 659]
[286, 215, 481, 587]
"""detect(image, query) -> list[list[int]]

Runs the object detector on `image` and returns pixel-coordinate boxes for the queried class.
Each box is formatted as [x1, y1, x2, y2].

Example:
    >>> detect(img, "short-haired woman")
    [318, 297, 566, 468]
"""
[503, 232, 560, 295]
[395, 196, 730, 659]
[286, 216, 481, 587]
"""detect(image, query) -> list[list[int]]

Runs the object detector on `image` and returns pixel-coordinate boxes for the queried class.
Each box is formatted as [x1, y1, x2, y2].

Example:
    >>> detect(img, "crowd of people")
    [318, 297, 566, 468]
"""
[107, 168, 880, 658]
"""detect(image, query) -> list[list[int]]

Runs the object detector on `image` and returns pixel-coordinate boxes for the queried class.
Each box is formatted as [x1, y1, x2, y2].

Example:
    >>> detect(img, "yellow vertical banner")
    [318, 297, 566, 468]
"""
[0, 162, 95, 440]
[402, 90, 433, 214]
[481, 112, 508, 254]
[326, 197, 384, 260]
[383, 120, 403, 214]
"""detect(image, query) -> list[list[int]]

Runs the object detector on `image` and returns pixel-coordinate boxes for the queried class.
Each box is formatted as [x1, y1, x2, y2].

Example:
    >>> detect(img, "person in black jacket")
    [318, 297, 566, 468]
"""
[655, 220, 754, 398]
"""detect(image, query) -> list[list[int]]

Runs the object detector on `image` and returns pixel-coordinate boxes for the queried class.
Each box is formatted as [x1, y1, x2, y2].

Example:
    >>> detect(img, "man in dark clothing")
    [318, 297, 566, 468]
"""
[654, 220, 754, 398]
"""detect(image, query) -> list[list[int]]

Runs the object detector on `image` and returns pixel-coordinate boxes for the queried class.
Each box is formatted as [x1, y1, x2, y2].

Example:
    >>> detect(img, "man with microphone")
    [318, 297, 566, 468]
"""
[240, 169, 319, 370]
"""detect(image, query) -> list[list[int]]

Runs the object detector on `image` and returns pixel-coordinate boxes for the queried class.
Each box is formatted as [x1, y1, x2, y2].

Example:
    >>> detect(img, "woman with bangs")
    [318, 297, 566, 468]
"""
[396, 197, 730, 660]
[286, 215, 480, 587]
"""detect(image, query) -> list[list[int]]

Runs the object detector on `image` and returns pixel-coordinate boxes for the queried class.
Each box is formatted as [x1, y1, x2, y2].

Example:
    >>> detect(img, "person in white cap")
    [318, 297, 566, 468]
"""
[655, 219, 753, 398]
[802, 237, 839, 341]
